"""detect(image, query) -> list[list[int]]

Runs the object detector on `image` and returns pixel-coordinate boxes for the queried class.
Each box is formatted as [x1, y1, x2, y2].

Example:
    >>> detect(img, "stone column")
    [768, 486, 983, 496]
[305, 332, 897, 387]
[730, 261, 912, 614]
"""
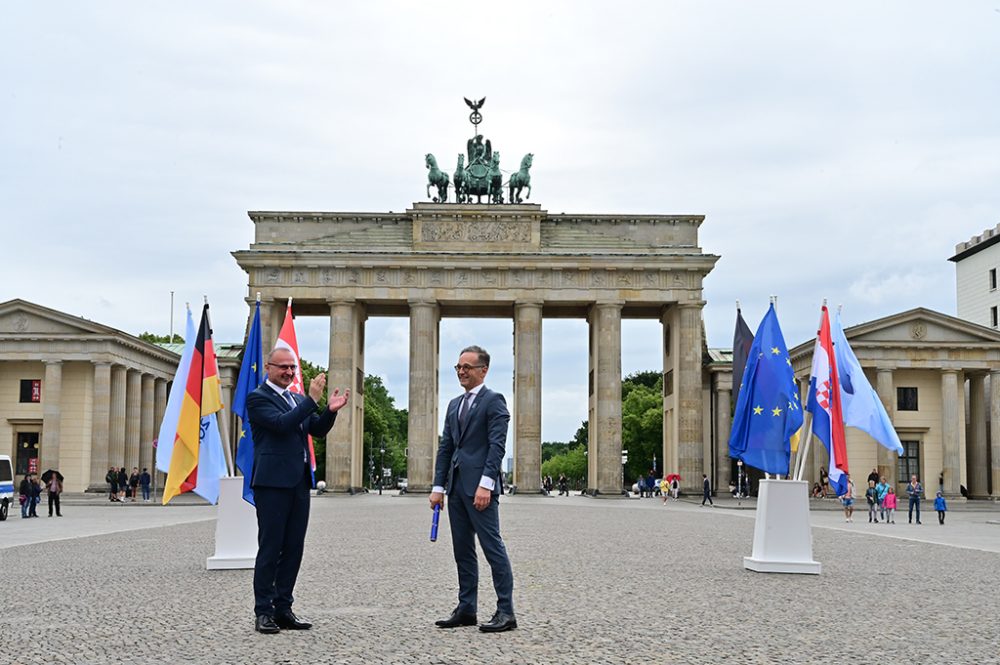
[714, 374, 732, 493]
[328, 299, 365, 492]
[408, 300, 440, 493]
[125, 369, 142, 471]
[40, 360, 63, 472]
[257, 299, 279, 355]
[990, 370, 1000, 498]
[588, 302, 622, 495]
[108, 365, 127, 470]
[967, 373, 989, 498]
[269, 299, 287, 352]
[153, 378, 167, 476]
[513, 301, 543, 493]
[876, 368, 897, 486]
[89, 362, 112, 490]
[139, 374, 155, 474]
[676, 302, 705, 492]
[940, 370, 962, 496]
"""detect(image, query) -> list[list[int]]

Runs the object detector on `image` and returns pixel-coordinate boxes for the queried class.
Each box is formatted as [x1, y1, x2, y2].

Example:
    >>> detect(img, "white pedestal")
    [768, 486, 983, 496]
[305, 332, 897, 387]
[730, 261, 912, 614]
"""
[206, 476, 258, 570]
[743, 479, 821, 575]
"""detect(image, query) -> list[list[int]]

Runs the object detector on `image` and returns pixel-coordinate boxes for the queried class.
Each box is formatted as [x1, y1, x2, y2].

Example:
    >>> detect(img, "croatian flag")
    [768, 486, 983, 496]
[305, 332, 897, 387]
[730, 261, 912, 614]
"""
[274, 300, 317, 486]
[805, 305, 849, 496]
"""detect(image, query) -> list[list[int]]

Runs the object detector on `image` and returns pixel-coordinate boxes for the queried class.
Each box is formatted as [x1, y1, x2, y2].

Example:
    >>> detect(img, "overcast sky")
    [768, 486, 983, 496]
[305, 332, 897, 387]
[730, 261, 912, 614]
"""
[3, 2, 999, 443]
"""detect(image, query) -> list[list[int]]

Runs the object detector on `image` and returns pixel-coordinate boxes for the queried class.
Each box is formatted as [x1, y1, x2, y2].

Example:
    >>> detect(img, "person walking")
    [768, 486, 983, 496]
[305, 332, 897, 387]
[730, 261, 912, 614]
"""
[106, 466, 118, 501]
[117, 467, 127, 502]
[28, 474, 41, 517]
[906, 475, 924, 524]
[818, 466, 829, 498]
[875, 476, 890, 521]
[140, 468, 151, 502]
[246, 348, 350, 634]
[840, 475, 855, 522]
[557, 474, 568, 497]
[934, 492, 948, 525]
[46, 472, 62, 517]
[18, 475, 30, 518]
[701, 474, 713, 506]
[865, 480, 879, 523]
[883, 486, 897, 524]
[431, 345, 517, 633]
[670, 477, 680, 501]
[128, 468, 140, 503]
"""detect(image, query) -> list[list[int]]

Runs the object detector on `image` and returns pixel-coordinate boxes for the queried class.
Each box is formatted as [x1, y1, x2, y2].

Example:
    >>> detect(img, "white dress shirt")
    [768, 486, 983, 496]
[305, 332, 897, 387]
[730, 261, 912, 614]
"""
[432, 384, 495, 494]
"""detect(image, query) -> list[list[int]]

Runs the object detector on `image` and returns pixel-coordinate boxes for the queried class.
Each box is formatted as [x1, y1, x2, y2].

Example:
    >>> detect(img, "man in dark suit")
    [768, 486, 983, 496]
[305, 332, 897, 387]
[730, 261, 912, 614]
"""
[246, 348, 349, 634]
[430, 345, 516, 633]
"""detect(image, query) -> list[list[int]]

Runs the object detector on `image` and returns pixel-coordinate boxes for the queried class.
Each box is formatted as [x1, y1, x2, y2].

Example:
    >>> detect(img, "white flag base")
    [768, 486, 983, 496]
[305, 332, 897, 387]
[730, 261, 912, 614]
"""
[206, 476, 259, 570]
[742, 479, 821, 575]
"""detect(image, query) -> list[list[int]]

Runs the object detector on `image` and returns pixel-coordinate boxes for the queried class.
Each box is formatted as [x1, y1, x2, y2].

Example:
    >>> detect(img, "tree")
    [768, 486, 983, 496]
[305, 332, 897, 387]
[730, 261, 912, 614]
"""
[139, 332, 184, 344]
[541, 446, 587, 487]
[621, 373, 663, 484]
[361, 375, 408, 488]
[297, 358, 329, 481]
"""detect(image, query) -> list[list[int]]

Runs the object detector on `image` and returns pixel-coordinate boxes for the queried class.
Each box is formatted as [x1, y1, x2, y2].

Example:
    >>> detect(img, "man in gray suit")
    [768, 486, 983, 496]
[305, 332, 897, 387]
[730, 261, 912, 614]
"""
[430, 345, 516, 632]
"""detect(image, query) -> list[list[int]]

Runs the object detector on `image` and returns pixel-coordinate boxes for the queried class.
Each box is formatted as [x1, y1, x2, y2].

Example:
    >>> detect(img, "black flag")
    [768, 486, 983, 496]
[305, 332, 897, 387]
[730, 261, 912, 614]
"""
[732, 307, 754, 405]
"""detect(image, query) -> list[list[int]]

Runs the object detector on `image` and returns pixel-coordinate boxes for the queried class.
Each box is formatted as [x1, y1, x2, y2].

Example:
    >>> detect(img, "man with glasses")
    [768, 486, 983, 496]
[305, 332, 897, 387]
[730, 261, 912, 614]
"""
[430, 345, 517, 633]
[246, 348, 350, 634]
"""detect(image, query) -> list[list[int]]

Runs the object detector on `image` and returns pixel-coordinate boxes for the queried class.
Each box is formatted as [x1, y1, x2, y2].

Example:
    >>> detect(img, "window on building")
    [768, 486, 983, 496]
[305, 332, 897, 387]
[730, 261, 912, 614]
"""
[992, 306, 998, 329]
[897, 440, 920, 484]
[897, 387, 918, 411]
[991, 268, 997, 291]
[19, 379, 41, 403]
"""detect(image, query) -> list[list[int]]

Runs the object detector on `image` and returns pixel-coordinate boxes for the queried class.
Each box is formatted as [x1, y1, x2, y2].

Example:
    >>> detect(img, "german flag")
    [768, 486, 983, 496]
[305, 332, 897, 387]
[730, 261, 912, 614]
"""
[163, 303, 223, 504]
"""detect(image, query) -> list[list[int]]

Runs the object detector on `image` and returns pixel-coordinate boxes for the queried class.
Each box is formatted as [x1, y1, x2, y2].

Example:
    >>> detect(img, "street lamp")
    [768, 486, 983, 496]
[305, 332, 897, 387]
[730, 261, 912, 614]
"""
[379, 440, 386, 496]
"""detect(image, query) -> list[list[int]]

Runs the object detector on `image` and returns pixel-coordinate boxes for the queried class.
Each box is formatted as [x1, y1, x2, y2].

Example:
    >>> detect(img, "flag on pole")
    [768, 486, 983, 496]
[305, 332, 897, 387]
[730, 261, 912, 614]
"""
[163, 303, 227, 504]
[832, 310, 904, 455]
[233, 300, 264, 505]
[274, 301, 317, 486]
[728, 304, 803, 474]
[155, 307, 196, 475]
[805, 305, 849, 496]
[732, 306, 754, 406]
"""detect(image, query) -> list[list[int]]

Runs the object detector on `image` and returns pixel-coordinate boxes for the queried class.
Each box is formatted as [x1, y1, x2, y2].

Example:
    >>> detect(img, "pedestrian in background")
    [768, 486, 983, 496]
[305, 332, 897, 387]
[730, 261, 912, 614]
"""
[140, 468, 151, 502]
[875, 476, 890, 521]
[117, 467, 127, 502]
[934, 491, 948, 525]
[840, 475, 855, 523]
[18, 475, 30, 518]
[47, 472, 62, 517]
[701, 474, 713, 506]
[883, 486, 897, 524]
[128, 467, 140, 502]
[28, 474, 41, 517]
[906, 475, 923, 524]
[106, 466, 118, 501]
[865, 480, 880, 523]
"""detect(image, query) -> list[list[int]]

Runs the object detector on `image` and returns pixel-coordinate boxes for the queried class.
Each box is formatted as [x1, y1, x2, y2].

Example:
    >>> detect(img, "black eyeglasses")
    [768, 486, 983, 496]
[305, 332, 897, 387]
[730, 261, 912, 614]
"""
[267, 363, 298, 371]
[454, 364, 486, 372]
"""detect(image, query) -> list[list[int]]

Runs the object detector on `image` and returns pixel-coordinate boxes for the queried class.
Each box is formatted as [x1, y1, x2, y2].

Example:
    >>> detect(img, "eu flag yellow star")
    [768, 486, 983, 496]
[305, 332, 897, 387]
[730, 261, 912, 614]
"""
[771, 347, 780, 355]
[772, 406, 782, 416]
[753, 406, 763, 415]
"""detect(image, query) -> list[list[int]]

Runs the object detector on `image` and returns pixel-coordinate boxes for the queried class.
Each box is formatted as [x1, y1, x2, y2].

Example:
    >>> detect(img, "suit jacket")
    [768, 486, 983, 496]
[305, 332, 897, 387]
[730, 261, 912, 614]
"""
[246, 384, 337, 489]
[433, 387, 509, 497]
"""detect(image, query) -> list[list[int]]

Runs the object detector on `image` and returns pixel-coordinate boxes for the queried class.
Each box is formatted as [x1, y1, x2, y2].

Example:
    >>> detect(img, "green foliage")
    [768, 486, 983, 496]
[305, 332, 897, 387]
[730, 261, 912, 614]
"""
[139, 332, 184, 344]
[362, 375, 408, 488]
[540, 445, 587, 485]
[622, 372, 663, 484]
[541, 441, 570, 463]
[297, 358, 328, 481]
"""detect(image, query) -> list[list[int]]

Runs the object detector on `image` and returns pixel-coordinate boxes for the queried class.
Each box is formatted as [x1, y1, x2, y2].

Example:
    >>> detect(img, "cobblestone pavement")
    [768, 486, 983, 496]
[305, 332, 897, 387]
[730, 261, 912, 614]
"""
[2, 494, 998, 665]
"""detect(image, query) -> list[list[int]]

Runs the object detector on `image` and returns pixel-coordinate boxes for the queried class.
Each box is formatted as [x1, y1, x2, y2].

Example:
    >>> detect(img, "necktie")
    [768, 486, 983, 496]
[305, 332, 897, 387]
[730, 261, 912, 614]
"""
[458, 392, 472, 429]
[282, 390, 296, 409]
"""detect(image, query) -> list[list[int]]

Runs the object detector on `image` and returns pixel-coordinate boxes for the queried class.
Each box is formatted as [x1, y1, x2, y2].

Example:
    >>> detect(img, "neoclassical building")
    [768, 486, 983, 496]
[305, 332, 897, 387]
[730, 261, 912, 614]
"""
[0, 299, 240, 493]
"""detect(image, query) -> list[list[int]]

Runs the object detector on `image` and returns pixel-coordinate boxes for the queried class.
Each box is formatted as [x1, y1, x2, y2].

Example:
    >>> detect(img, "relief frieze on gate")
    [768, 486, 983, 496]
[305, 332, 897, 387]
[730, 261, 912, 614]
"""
[258, 266, 696, 292]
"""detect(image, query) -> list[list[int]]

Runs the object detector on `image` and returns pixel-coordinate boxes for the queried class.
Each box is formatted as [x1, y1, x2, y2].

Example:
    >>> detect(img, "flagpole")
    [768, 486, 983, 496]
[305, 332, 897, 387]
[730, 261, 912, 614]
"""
[794, 300, 827, 481]
[205, 296, 235, 477]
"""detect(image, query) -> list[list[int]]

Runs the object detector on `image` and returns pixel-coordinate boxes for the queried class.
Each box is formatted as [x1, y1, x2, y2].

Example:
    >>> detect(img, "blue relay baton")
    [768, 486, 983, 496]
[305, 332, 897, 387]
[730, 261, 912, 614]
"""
[430, 503, 441, 542]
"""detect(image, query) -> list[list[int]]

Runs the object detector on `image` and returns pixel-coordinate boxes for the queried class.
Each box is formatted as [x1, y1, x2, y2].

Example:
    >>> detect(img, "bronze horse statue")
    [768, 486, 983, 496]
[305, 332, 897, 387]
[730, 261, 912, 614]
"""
[509, 153, 533, 203]
[452, 154, 467, 203]
[425, 153, 449, 202]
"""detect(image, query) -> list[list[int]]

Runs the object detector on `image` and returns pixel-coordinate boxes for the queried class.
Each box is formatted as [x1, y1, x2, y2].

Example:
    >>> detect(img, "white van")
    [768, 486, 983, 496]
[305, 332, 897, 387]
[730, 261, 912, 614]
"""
[0, 455, 13, 521]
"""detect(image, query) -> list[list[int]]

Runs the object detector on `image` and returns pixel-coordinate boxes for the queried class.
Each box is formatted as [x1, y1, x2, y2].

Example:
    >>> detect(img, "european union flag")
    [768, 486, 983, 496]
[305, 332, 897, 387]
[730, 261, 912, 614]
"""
[233, 301, 263, 505]
[728, 303, 803, 475]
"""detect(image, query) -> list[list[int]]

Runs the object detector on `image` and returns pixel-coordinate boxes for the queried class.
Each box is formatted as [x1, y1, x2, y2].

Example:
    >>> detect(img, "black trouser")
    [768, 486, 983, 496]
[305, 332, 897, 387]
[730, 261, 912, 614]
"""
[48, 492, 61, 516]
[937, 510, 945, 524]
[253, 468, 311, 617]
[908, 498, 920, 522]
[702, 489, 713, 505]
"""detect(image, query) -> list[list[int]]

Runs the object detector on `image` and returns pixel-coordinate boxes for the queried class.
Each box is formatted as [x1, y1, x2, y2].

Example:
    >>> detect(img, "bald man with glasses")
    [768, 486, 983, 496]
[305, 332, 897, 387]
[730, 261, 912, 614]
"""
[246, 347, 349, 634]
[430, 345, 517, 633]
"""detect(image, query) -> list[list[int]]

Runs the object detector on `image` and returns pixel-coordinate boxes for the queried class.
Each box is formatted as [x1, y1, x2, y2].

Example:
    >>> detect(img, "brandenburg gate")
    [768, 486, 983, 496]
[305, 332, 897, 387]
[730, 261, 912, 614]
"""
[232, 202, 719, 494]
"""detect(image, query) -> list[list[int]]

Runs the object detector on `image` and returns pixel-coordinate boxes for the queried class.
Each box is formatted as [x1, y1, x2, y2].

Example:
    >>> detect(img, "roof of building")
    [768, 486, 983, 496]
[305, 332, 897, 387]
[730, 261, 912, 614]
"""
[949, 222, 1000, 262]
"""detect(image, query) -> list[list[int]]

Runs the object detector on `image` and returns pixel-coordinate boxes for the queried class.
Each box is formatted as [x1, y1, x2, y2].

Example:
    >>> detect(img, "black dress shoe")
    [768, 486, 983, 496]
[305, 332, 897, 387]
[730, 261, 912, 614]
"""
[479, 611, 517, 632]
[254, 615, 280, 634]
[435, 609, 478, 628]
[274, 611, 312, 630]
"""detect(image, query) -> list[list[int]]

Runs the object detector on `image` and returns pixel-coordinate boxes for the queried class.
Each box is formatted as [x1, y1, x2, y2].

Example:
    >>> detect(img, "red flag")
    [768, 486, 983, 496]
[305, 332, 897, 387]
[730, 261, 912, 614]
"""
[274, 302, 317, 480]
